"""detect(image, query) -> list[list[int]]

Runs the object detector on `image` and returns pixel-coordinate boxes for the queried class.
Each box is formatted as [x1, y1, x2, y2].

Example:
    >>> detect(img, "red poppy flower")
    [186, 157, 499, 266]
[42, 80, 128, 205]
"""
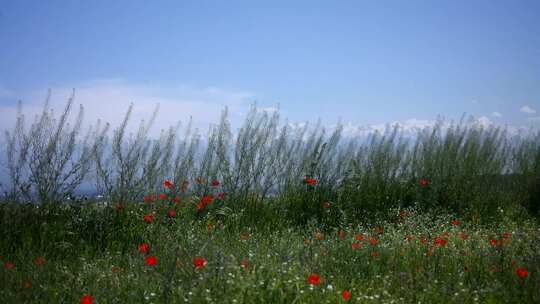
[143, 213, 154, 223]
[211, 180, 220, 187]
[305, 178, 317, 185]
[145, 256, 157, 266]
[33, 256, 46, 266]
[342, 290, 351, 301]
[307, 273, 321, 285]
[355, 234, 365, 241]
[4, 262, 15, 269]
[502, 232, 510, 239]
[441, 231, 450, 238]
[338, 230, 346, 238]
[193, 256, 207, 269]
[419, 178, 429, 187]
[217, 192, 225, 200]
[207, 223, 215, 231]
[202, 194, 214, 204]
[115, 202, 125, 211]
[489, 239, 500, 247]
[159, 193, 167, 200]
[450, 219, 461, 226]
[167, 209, 177, 218]
[172, 196, 182, 204]
[139, 243, 150, 254]
[163, 180, 174, 189]
[434, 237, 448, 246]
[459, 232, 468, 240]
[351, 242, 361, 250]
[368, 237, 379, 246]
[371, 251, 379, 257]
[240, 259, 249, 269]
[197, 194, 215, 211]
[516, 267, 529, 279]
[23, 279, 32, 289]
[80, 295, 94, 304]
[144, 195, 156, 203]
[420, 237, 428, 245]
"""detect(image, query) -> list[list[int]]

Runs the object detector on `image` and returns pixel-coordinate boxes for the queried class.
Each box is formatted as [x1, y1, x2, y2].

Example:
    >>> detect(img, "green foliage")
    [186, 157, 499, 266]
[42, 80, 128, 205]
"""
[3, 98, 540, 223]
[0, 203, 539, 303]
[2, 95, 540, 302]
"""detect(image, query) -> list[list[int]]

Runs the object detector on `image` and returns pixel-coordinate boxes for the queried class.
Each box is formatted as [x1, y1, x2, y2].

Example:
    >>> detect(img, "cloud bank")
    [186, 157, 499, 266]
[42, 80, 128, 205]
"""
[0, 79, 256, 137]
[0, 80, 537, 143]
[520, 105, 536, 114]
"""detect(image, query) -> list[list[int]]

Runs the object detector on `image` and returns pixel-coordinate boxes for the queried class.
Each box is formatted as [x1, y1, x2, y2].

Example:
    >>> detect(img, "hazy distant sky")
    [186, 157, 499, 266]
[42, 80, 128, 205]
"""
[1, 0, 539, 133]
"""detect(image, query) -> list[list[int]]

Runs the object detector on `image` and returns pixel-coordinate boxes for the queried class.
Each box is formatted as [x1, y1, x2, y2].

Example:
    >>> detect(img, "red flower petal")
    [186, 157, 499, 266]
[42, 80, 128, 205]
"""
[145, 256, 157, 266]
[167, 209, 177, 218]
[342, 290, 351, 301]
[139, 243, 150, 254]
[516, 267, 529, 279]
[33, 256, 46, 266]
[434, 237, 448, 246]
[4, 262, 15, 269]
[307, 273, 321, 285]
[80, 295, 94, 304]
[163, 180, 174, 189]
[193, 256, 207, 269]
[143, 214, 154, 223]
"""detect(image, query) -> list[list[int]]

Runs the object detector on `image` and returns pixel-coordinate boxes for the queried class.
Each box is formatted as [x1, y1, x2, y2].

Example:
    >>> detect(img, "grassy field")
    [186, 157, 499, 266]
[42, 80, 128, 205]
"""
[1, 103, 540, 303]
[1, 181, 539, 304]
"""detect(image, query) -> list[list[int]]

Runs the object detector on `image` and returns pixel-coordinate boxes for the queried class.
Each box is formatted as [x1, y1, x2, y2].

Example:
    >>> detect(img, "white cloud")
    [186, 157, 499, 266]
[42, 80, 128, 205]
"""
[475, 116, 492, 127]
[339, 118, 441, 138]
[257, 106, 279, 113]
[336, 115, 519, 138]
[491, 112, 502, 118]
[520, 105, 536, 114]
[0, 79, 256, 137]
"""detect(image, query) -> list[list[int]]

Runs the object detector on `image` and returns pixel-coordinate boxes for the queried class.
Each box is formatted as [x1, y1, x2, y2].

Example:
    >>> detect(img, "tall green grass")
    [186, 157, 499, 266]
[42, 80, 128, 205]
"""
[2, 98, 540, 223]
[2, 98, 540, 303]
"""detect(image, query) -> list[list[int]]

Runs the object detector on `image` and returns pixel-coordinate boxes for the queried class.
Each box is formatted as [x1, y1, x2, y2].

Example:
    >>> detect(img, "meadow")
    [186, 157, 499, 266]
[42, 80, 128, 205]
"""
[1, 99, 539, 303]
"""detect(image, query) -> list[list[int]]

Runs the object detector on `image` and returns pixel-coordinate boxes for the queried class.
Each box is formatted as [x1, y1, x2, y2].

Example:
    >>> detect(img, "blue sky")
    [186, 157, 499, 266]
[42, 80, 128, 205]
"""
[1, 0, 539, 133]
